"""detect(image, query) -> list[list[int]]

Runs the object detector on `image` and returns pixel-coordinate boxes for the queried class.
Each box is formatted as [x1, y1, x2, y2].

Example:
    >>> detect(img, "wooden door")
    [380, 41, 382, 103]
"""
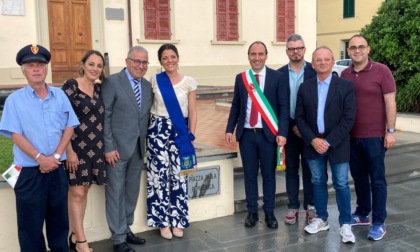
[48, 0, 92, 83]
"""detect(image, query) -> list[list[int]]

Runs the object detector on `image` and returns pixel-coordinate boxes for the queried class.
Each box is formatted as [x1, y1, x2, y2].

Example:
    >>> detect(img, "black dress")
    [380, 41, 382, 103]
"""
[62, 79, 106, 185]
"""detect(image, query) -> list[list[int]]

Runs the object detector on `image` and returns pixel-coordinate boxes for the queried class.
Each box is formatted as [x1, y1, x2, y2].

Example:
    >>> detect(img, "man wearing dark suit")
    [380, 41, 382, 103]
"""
[225, 41, 289, 229]
[102, 46, 153, 252]
[295, 46, 356, 244]
[278, 34, 317, 225]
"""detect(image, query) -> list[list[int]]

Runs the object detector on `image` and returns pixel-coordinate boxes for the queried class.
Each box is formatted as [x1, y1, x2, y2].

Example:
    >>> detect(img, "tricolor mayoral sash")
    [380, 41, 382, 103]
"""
[241, 69, 286, 170]
[156, 72, 197, 175]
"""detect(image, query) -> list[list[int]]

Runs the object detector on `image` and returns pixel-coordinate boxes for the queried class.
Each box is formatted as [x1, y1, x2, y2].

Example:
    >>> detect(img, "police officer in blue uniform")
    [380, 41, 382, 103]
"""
[0, 44, 79, 252]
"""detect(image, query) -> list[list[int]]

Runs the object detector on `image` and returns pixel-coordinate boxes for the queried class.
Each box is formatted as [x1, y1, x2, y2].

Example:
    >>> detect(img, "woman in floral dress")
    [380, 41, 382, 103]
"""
[62, 50, 106, 252]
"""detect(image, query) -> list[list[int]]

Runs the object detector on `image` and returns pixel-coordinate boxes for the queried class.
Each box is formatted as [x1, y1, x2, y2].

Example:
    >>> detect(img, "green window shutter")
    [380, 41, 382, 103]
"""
[344, 0, 355, 18]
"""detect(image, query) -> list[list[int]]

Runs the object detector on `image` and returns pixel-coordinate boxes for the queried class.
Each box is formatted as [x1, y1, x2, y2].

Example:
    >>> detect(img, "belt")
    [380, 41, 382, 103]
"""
[245, 128, 263, 133]
[316, 133, 325, 138]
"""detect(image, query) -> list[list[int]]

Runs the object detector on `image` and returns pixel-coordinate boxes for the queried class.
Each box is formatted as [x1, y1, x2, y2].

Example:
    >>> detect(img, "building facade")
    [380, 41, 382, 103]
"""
[0, 0, 316, 86]
[317, 0, 385, 60]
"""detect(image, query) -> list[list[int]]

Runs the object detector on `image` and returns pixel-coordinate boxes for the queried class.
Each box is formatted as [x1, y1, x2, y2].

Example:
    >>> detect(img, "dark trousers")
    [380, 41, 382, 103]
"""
[239, 130, 277, 214]
[285, 130, 313, 210]
[350, 137, 387, 224]
[14, 165, 69, 252]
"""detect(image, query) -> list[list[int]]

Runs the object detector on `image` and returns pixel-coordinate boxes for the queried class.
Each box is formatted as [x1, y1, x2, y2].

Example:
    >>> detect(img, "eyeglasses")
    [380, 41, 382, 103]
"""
[127, 58, 149, 66]
[287, 47, 305, 53]
[348, 45, 367, 52]
[313, 58, 333, 63]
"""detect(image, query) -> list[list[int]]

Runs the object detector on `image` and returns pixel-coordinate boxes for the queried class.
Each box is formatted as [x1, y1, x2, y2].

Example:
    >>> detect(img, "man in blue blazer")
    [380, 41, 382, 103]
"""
[226, 41, 289, 229]
[278, 34, 317, 225]
[295, 46, 356, 243]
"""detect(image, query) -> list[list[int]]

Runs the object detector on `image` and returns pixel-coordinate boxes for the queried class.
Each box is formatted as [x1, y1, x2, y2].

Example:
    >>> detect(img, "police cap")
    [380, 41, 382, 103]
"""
[16, 44, 51, 66]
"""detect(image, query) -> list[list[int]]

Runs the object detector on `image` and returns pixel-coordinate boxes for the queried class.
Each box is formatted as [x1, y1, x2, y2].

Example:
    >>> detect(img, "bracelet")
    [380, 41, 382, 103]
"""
[35, 153, 42, 160]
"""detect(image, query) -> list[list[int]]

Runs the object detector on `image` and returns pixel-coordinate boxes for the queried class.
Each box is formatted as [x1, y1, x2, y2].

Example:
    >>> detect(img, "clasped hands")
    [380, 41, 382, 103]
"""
[37, 155, 61, 174]
[311, 137, 329, 154]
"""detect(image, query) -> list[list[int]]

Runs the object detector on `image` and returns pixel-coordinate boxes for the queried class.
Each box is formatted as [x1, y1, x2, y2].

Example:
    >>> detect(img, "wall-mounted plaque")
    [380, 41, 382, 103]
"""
[188, 165, 220, 200]
[2, 0, 25, 16]
[105, 7, 124, 21]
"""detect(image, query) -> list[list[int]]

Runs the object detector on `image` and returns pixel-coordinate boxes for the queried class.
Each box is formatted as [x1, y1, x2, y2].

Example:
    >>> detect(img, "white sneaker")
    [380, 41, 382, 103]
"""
[304, 218, 329, 234]
[340, 224, 356, 244]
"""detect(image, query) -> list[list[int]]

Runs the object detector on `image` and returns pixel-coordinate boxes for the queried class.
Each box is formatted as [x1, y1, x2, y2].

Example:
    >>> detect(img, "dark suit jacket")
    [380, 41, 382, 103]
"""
[295, 75, 356, 163]
[278, 62, 317, 128]
[102, 69, 153, 160]
[226, 67, 290, 143]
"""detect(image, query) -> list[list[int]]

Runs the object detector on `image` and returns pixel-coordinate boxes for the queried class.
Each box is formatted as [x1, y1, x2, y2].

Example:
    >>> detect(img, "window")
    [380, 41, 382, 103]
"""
[143, 0, 171, 40]
[343, 0, 355, 18]
[276, 0, 295, 42]
[216, 0, 239, 41]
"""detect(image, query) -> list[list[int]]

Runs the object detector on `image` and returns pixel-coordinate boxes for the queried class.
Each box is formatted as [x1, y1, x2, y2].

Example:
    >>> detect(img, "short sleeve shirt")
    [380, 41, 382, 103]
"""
[341, 58, 396, 137]
[150, 75, 197, 118]
[0, 85, 79, 166]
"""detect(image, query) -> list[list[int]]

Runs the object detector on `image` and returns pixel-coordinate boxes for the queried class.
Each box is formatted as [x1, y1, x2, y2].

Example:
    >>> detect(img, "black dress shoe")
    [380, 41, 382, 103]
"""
[113, 242, 135, 252]
[244, 212, 259, 227]
[265, 213, 279, 229]
[126, 231, 146, 245]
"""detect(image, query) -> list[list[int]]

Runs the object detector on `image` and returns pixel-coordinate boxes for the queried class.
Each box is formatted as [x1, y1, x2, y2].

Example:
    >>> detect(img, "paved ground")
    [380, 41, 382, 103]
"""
[89, 99, 420, 252]
[91, 178, 420, 251]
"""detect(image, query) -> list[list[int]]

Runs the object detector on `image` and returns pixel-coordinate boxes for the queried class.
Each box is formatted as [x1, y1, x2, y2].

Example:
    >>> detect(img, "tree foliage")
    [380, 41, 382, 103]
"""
[360, 0, 420, 112]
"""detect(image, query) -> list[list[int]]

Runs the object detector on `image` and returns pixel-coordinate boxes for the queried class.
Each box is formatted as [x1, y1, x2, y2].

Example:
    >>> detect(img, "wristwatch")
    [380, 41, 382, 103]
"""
[387, 128, 396, 133]
[53, 153, 61, 160]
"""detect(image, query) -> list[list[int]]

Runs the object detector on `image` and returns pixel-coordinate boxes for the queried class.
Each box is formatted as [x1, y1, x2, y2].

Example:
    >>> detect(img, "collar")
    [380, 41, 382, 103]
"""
[252, 66, 267, 77]
[26, 83, 52, 98]
[351, 58, 373, 73]
[124, 68, 140, 82]
[317, 74, 332, 85]
[287, 61, 306, 73]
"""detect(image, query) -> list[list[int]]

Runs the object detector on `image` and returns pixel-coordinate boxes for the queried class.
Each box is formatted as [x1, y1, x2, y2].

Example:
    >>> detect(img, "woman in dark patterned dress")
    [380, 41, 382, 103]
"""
[62, 50, 106, 252]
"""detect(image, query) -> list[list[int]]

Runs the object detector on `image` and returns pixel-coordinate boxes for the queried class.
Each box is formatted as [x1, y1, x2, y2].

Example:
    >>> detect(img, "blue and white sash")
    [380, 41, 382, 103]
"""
[156, 72, 197, 174]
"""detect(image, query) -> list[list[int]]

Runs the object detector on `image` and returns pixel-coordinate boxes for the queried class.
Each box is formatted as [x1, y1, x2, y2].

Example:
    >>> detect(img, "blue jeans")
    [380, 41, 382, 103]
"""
[306, 153, 351, 225]
[285, 130, 313, 210]
[350, 137, 387, 225]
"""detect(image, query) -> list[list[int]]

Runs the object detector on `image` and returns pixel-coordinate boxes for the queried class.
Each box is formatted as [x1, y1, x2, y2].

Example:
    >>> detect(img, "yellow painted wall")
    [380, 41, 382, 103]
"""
[317, 0, 385, 59]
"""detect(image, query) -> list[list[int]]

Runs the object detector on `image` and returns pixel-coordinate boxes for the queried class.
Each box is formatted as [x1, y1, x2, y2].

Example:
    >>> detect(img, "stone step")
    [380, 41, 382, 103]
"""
[196, 86, 233, 100]
[233, 135, 420, 213]
[233, 131, 420, 179]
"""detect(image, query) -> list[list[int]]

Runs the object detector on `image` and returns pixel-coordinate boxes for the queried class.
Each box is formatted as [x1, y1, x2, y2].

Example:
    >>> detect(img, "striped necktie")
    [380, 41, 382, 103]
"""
[133, 79, 141, 109]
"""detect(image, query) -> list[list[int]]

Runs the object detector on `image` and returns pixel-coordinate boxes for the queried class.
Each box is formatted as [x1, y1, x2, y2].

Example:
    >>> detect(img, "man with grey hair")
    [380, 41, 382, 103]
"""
[278, 34, 317, 225]
[296, 46, 356, 243]
[102, 46, 153, 252]
[0, 44, 79, 251]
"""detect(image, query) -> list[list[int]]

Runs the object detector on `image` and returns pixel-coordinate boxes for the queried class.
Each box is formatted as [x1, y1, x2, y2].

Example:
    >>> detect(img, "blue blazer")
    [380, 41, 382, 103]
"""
[226, 67, 290, 143]
[295, 75, 356, 163]
[278, 62, 316, 129]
